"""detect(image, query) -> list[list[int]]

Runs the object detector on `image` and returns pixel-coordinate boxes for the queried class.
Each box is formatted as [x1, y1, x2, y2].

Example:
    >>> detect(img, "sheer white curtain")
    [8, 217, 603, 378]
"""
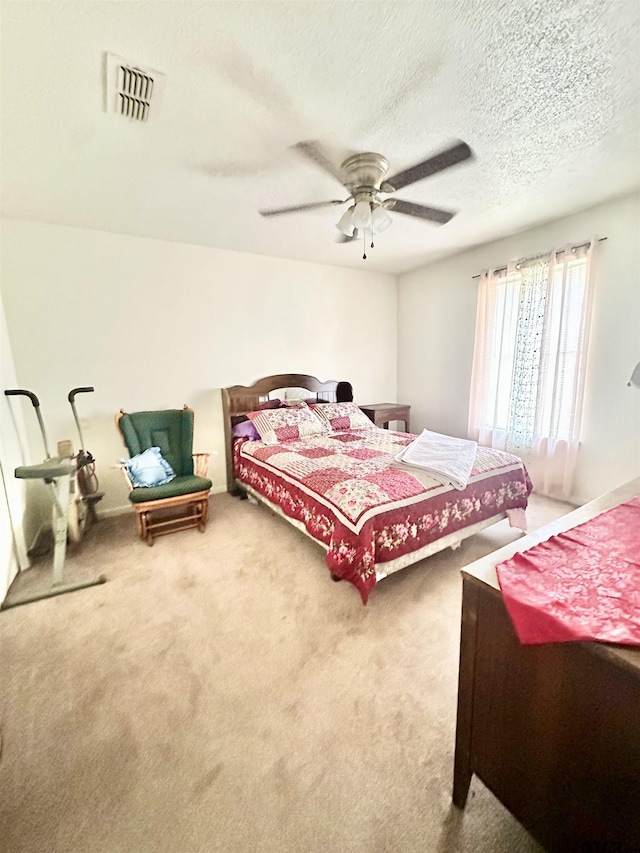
[468, 241, 595, 500]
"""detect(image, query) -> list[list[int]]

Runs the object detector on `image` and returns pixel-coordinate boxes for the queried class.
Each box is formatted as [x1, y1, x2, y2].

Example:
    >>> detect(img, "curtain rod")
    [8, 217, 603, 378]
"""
[471, 237, 607, 280]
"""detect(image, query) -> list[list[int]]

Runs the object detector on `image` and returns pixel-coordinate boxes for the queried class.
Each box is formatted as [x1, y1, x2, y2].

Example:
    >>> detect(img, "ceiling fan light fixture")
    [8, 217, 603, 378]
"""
[336, 206, 355, 236]
[352, 200, 373, 230]
[371, 205, 392, 234]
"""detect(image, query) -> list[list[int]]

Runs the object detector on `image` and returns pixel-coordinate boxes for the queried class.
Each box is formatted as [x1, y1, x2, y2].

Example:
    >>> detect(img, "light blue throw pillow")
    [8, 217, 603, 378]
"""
[123, 447, 175, 488]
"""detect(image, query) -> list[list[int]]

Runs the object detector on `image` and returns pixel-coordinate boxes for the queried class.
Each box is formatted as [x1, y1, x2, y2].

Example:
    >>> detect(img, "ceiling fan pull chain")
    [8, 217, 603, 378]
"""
[362, 228, 367, 260]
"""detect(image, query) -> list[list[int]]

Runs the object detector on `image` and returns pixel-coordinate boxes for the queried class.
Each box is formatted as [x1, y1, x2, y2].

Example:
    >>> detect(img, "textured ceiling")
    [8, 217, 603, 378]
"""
[1, 0, 639, 274]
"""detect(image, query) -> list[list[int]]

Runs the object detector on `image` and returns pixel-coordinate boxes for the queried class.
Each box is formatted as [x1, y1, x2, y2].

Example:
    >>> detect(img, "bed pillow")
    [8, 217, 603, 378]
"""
[232, 420, 261, 441]
[122, 447, 176, 488]
[310, 401, 374, 433]
[231, 399, 283, 428]
[247, 401, 328, 445]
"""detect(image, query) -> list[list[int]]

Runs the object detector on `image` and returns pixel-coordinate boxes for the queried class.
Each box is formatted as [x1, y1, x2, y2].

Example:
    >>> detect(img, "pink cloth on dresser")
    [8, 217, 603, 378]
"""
[496, 497, 640, 645]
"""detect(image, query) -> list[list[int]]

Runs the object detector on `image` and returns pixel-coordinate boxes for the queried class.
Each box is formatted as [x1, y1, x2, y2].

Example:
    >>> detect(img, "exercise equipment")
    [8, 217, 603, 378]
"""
[2, 388, 106, 610]
[65, 387, 104, 540]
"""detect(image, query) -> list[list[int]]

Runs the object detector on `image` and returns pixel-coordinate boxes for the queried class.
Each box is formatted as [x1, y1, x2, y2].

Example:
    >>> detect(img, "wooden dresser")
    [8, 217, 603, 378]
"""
[453, 478, 640, 853]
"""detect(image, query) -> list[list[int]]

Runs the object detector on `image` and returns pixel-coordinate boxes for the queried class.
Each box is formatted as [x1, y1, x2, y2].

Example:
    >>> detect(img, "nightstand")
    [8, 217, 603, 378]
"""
[359, 403, 411, 433]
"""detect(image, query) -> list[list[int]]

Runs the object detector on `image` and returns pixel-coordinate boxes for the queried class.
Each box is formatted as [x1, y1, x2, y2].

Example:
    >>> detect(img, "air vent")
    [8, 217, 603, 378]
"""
[105, 53, 165, 122]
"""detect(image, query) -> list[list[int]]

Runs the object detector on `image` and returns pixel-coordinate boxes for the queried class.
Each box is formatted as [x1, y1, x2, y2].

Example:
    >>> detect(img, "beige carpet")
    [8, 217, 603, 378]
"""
[0, 492, 573, 853]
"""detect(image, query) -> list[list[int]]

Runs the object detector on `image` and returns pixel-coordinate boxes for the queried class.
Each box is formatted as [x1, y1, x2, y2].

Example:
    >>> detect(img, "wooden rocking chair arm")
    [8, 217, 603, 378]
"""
[113, 453, 215, 486]
[112, 463, 134, 492]
[192, 451, 216, 478]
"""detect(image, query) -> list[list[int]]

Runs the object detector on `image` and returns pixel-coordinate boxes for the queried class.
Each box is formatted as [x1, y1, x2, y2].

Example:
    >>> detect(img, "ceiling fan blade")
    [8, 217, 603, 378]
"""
[387, 199, 456, 225]
[259, 199, 345, 217]
[381, 141, 473, 193]
[292, 141, 347, 187]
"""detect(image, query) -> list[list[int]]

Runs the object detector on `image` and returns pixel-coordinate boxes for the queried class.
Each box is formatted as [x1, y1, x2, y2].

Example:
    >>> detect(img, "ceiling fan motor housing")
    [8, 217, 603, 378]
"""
[340, 153, 389, 194]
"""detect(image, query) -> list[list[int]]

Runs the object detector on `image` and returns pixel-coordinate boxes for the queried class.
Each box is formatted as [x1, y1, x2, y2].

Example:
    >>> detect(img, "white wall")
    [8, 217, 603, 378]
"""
[3, 192, 637, 566]
[1, 220, 397, 524]
[1, 289, 30, 601]
[398, 191, 640, 504]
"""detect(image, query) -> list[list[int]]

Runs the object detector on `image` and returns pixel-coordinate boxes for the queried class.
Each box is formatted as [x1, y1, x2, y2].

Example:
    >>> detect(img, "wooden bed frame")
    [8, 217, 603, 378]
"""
[221, 373, 340, 494]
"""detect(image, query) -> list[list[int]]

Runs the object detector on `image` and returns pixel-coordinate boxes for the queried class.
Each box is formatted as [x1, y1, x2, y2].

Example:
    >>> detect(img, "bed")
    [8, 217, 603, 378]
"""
[222, 374, 532, 603]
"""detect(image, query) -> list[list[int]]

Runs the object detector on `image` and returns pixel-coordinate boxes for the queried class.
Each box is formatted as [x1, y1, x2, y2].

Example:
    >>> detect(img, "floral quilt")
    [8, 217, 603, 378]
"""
[234, 427, 532, 603]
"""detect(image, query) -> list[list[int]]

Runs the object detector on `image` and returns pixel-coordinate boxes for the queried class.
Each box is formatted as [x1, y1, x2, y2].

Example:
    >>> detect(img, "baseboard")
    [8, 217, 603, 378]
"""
[99, 505, 132, 519]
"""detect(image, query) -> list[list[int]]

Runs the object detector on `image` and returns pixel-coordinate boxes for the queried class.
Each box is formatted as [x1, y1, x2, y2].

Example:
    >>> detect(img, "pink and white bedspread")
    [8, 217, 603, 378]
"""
[234, 428, 532, 603]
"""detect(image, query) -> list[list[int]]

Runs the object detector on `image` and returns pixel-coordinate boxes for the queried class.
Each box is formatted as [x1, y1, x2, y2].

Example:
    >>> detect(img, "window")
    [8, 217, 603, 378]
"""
[468, 243, 594, 499]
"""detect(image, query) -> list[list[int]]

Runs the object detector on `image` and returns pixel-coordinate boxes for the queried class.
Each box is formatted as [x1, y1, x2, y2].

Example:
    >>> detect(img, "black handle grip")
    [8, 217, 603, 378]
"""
[68, 387, 94, 403]
[4, 389, 40, 408]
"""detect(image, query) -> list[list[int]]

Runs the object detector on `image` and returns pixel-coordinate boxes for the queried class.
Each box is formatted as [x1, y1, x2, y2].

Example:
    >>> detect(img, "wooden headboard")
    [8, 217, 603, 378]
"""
[221, 373, 340, 493]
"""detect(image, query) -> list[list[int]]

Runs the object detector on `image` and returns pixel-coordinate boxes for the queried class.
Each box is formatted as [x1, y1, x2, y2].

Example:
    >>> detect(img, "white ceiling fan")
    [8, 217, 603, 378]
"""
[259, 139, 474, 257]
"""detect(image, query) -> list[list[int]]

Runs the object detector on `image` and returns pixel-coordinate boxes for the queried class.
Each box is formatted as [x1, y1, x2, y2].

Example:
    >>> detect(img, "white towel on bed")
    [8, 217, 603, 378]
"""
[393, 429, 478, 490]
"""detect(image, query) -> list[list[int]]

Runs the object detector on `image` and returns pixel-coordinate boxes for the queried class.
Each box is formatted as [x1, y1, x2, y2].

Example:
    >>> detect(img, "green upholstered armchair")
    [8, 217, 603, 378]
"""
[115, 405, 212, 545]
